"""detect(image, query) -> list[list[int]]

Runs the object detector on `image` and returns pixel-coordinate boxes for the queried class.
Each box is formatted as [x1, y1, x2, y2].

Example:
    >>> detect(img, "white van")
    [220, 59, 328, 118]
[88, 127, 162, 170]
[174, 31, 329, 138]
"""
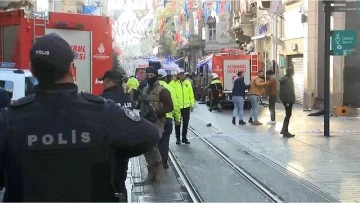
[0, 63, 38, 101]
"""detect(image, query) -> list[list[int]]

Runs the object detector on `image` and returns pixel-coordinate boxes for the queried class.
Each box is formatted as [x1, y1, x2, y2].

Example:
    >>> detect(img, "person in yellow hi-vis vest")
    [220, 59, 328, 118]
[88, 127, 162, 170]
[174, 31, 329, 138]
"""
[206, 73, 223, 112]
[169, 68, 195, 145]
[157, 69, 181, 168]
[127, 75, 140, 100]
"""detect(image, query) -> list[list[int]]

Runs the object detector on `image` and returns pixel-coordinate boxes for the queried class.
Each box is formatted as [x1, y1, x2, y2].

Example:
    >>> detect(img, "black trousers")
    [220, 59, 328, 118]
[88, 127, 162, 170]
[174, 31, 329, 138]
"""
[210, 95, 219, 110]
[133, 89, 140, 101]
[281, 102, 293, 133]
[111, 157, 128, 201]
[269, 95, 277, 121]
[175, 107, 190, 140]
[158, 118, 173, 162]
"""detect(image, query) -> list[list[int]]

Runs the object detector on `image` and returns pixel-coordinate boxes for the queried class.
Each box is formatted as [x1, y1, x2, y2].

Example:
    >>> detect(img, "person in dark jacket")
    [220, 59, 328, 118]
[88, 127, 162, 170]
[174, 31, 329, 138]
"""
[279, 67, 296, 137]
[0, 87, 10, 109]
[138, 67, 173, 183]
[99, 70, 136, 202]
[231, 71, 249, 125]
[207, 73, 223, 112]
[139, 78, 148, 90]
[0, 33, 159, 202]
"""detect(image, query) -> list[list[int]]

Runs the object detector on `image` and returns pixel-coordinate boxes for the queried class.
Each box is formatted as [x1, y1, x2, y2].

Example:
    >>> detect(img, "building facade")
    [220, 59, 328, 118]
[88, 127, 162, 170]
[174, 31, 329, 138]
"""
[203, 0, 238, 53]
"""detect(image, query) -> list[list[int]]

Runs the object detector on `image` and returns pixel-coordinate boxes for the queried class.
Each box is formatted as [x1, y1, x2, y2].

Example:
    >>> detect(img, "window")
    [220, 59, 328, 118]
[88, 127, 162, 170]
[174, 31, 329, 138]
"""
[0, 80, 14, 99]
[25, 76, 38, 96]
[208, 24, 216, 41]
[206, 17, 217, 42]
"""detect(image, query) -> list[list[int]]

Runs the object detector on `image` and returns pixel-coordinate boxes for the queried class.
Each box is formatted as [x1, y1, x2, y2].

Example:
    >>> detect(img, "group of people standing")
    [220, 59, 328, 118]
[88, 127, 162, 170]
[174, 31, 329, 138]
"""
[98, 66, 196, 200]
[0, 33, 196, 202]
[231, 67, 296, 138]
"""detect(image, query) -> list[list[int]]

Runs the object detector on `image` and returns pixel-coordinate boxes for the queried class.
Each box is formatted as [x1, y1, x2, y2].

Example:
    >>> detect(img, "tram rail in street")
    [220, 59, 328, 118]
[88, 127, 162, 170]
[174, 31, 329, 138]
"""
[168, 149, 203, 203]
[168, 125, 285, 203]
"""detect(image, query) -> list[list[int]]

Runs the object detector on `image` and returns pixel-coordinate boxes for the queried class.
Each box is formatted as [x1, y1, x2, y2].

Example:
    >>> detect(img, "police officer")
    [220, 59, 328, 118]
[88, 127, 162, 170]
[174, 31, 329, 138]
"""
[138, 67, 173, 183]
[99, 70, 135, 202]
[157, 69, 180, 169]
[127, 75, 140, 101]
[0, 33, 159, 202]
[169, 68, 195, 145]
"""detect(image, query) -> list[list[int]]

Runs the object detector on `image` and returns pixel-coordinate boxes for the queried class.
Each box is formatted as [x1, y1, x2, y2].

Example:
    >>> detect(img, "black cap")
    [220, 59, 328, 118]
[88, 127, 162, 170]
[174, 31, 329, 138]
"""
[98, 70, 123, 81]
[30, 33, 75, 71]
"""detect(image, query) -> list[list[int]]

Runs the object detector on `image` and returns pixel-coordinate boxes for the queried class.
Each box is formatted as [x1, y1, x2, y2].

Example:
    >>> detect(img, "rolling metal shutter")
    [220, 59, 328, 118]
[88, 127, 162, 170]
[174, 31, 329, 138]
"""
[288, 55, 304, 105]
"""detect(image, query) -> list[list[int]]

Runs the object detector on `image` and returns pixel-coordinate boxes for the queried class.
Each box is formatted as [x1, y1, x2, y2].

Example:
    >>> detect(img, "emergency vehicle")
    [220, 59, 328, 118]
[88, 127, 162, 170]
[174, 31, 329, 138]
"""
[0, 9, 113, 95]
[196, 49, 262, 107]
[0, 62, 38, 101]
[134, 58, 163, 81]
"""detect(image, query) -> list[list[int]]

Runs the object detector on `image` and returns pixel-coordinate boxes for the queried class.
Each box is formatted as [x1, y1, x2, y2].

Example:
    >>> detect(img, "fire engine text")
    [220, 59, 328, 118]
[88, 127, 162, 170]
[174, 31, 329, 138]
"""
[226, 64, 247, 74]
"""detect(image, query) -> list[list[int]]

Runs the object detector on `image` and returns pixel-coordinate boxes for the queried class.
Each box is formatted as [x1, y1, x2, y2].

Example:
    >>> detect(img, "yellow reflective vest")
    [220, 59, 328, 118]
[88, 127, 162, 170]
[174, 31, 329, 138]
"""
[159, 80, 181, 123]
[169, 79, 195, 109]
[127, 77, 139, 90]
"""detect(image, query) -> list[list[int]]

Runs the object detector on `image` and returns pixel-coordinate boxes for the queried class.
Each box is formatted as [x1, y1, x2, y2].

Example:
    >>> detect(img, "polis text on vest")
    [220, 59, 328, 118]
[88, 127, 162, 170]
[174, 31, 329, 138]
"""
[27, 130, 91, 147]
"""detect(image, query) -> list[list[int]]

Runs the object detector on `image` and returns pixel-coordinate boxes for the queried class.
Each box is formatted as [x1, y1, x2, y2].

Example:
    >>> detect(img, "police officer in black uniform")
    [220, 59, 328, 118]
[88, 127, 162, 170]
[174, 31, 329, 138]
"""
[99, 70, 135, 202]
[0, 33, 159, 202]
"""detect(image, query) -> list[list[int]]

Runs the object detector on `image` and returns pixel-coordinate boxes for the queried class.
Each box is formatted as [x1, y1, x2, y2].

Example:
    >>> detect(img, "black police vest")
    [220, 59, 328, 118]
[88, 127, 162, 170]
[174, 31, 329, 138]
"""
[4, 93, 115, 202]
[100, 87, 135, 110]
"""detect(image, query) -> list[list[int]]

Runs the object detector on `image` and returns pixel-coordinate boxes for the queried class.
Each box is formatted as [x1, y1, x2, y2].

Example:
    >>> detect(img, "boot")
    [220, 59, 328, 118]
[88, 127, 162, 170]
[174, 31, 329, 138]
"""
[283, 132, 295, 138]
[239, 120, 246, 125]
[142, 165, 156, 184]
[154, 161, 164, 182]
[182, 138, 190, 144]
[232, 117, 236, 125]
[162, 158, 169, 169]
[176, 137, 181, 145]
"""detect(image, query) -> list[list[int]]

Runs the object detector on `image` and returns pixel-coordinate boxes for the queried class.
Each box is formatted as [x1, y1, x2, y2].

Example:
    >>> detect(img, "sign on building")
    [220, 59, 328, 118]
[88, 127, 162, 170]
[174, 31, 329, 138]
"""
[331, 30, 357, 56]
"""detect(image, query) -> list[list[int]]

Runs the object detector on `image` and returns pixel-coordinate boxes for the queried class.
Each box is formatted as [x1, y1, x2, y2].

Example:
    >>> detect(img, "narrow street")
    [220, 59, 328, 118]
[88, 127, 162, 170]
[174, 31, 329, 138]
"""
[132, 101, 360, 202]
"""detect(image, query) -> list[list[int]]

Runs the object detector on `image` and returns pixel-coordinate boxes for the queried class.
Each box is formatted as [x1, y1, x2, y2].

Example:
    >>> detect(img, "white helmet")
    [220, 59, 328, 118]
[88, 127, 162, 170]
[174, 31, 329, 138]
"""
[177, 68, 185, 74]
[157, 69, 167, 78]
[211, 73, 218, 78]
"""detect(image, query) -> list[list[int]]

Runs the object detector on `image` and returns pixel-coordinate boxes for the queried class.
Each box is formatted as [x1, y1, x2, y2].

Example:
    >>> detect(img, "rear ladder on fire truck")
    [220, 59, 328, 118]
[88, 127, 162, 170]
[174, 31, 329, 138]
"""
[31, 11, 48, 44]
[250, 53, 259, 78]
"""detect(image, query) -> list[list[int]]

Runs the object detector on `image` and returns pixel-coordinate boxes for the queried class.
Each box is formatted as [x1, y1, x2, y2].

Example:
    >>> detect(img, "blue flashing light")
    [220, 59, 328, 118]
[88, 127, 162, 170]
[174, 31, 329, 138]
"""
[0, 62, 16, 68]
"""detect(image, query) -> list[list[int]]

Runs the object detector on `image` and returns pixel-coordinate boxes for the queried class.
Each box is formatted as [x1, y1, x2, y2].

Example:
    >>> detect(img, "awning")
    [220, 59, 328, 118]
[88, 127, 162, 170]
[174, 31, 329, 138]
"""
[251, 34, 270, 40]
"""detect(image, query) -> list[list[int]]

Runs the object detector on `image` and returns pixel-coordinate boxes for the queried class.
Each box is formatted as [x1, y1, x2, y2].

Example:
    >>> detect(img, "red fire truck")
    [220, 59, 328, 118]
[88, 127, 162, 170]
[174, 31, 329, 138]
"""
[0, 9, 112, 95]
[196, 49, 262, 107]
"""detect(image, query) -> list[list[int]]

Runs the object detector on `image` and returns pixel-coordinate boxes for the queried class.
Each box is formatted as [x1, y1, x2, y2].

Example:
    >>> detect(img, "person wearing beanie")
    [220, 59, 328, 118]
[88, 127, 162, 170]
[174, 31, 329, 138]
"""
[138, 66, 173, 183]
[279, 67, 295, 137]
[157, 69, 181, 169]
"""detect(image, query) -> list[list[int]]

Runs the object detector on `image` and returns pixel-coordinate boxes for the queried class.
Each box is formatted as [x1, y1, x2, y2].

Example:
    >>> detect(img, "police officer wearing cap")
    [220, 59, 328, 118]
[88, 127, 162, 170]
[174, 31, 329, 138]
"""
[0, 33, 159, 202]
[99, 70, 135, 202]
